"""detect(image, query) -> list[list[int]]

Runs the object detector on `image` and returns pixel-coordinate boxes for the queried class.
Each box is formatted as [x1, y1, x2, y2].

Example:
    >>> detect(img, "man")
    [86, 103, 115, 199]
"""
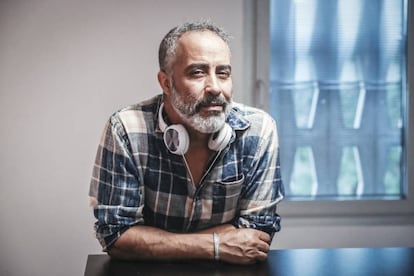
[89, 21, 284, 265]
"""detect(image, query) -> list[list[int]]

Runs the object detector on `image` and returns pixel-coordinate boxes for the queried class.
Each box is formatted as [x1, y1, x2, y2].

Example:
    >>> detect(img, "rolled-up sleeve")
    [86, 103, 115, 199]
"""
[89, 116, 145, 251]
[234, 114, 284, 236]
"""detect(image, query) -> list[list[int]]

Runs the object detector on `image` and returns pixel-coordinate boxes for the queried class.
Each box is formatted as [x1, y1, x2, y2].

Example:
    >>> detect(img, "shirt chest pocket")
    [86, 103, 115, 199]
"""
[212, 174, 244, 214]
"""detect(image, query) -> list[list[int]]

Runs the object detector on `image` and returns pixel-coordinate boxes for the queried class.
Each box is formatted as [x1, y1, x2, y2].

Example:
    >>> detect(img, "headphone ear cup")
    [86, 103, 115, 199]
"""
[208, 123, 232, 151]
[163, 124, 190, 155]
[158, 103, 190, 155]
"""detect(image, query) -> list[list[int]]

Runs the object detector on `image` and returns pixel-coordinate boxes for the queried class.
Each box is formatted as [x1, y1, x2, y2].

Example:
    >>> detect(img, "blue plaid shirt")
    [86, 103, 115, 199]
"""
[89, 95, 284, 251]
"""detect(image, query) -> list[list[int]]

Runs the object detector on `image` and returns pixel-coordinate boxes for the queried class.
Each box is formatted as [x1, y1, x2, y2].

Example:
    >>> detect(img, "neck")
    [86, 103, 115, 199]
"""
[187, 128, 210, 148]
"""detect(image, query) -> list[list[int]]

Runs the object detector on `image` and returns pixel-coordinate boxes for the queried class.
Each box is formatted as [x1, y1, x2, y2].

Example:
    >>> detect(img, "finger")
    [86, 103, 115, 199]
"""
[259, 232, 271, 243]
[255, 250, 269, 262]
[258, 240, 270, 253]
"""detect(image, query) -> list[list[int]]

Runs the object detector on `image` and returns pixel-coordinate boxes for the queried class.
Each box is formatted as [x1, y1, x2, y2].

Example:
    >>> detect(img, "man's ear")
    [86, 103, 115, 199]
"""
[157, 71, 171, 95]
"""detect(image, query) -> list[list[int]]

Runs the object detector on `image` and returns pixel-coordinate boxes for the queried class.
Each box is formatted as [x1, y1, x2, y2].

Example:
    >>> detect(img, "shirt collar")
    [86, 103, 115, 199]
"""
[227, 104, 251, 132]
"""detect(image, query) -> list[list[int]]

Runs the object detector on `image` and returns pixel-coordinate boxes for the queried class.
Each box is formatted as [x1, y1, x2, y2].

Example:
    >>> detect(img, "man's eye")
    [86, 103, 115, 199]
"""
[218, 71, 231, 78]
[191, 70, 205, 76]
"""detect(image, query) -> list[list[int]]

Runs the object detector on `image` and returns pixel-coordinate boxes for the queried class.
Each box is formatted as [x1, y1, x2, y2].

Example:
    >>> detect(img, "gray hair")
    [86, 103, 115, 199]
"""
[158, 21, 231, 74]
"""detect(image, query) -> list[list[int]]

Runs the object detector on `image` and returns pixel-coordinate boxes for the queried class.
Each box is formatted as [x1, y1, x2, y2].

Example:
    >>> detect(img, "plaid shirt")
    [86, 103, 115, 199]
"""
[89, 95, 284, 251]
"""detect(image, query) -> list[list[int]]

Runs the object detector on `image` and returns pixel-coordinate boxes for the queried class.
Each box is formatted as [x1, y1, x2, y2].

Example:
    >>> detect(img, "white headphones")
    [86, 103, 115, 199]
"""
[158, 103, 232, 155]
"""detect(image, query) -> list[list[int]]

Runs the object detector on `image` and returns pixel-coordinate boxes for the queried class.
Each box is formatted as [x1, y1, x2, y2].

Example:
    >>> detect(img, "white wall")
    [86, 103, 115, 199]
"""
[0, 1, 244, 275]
[0, 1, 413, 276]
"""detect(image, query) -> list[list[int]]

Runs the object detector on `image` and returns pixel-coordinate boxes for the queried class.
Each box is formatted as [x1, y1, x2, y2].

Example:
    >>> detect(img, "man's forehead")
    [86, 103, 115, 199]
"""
[177, 30, 229, 50]
[171, 30, 231, 70]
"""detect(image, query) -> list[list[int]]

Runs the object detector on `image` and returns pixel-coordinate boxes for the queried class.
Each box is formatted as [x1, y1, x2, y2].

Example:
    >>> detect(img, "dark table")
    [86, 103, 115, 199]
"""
[84, 247, 414, 276]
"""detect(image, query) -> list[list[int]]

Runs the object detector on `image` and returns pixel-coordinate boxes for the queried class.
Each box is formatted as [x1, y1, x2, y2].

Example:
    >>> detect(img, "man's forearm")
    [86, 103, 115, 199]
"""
[108, 224, 270, 264]
[108, 224, 235, 261]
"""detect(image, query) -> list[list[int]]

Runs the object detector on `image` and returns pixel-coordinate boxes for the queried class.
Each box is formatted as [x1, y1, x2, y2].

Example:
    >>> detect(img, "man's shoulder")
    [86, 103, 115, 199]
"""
[230, 102, 274, 126]
[229, 102, 277, 142]
[109, 94, 162, 133]
[117, 95, 161, 114]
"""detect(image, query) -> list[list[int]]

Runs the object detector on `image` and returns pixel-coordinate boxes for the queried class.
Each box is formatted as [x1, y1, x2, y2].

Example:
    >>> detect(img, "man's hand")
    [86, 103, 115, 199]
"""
[218, 228, 271, 264]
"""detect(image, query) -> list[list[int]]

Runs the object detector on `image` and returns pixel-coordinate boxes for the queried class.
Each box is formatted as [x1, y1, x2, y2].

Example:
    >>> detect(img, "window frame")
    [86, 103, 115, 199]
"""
[243, 0, 414, 224]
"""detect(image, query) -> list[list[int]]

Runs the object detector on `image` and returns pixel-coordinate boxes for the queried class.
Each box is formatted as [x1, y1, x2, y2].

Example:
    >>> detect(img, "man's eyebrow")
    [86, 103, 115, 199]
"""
[216, 65, 232, 72]
[185, 63, 209, 72]
[184, 63, 232, 74]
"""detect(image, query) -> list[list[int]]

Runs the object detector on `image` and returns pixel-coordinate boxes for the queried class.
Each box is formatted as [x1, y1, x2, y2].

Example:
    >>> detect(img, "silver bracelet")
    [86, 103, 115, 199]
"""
[213, 232, 220, 261]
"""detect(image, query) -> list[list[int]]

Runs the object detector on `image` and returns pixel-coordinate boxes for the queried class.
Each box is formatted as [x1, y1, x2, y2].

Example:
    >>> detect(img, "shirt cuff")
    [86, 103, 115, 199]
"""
[234, 214, 281, 235]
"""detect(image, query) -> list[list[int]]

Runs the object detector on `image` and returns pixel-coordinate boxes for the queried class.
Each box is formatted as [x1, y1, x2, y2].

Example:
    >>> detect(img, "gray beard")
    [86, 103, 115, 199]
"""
[170, 85, 231, 134]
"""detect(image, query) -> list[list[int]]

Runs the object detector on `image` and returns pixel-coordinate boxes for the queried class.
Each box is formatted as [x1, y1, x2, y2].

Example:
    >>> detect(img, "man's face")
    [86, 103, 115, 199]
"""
[167, 30, 233, 134]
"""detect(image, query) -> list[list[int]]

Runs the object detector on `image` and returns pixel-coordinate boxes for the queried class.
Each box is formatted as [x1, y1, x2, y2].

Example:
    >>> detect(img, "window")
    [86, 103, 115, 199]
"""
[248, 0, 414, 218]
[270, 0, 407, 200]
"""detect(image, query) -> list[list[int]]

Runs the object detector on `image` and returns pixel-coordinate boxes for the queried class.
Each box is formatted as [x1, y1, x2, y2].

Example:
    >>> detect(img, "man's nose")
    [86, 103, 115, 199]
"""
[205, 74, 221, 95]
